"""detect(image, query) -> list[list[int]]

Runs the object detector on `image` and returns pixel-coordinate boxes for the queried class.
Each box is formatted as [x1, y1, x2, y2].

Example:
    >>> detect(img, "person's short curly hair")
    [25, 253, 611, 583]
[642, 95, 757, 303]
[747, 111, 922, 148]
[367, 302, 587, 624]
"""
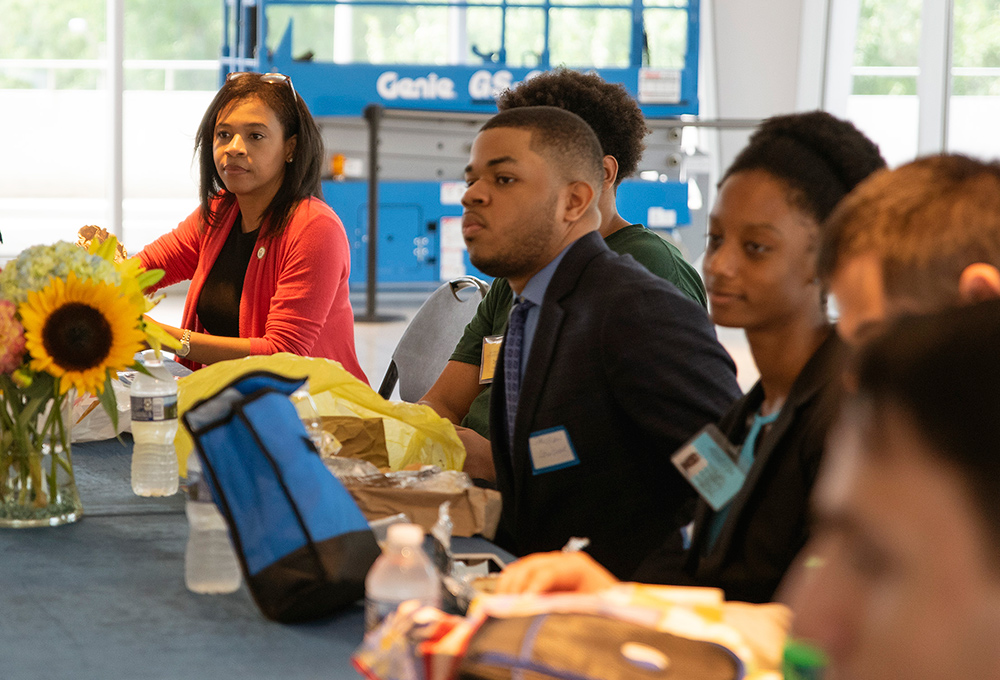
[722, 110, 886, 224]
[480, 107, 605, 188]
[496, 69, 649, 186]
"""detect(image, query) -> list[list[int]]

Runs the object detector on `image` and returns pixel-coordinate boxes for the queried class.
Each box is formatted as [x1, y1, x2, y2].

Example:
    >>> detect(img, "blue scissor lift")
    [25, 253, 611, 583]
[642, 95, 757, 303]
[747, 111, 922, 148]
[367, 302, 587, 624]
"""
[221, 0, 701, 292]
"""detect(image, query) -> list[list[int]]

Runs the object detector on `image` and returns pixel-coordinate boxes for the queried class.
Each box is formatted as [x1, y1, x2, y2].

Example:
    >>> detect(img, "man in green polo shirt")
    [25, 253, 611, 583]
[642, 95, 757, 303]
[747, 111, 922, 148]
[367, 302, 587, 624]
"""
[419, 68, 707, 482]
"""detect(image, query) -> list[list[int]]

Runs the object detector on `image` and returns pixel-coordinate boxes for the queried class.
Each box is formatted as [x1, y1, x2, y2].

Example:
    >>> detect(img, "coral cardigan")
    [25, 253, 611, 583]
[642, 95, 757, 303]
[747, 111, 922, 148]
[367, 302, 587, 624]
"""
[139, 197, 368, 383]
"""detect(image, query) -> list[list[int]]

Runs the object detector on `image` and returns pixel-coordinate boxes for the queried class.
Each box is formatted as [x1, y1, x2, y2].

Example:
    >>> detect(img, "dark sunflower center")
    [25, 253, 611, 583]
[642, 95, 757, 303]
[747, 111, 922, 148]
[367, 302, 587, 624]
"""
[41, 302, 113, 371]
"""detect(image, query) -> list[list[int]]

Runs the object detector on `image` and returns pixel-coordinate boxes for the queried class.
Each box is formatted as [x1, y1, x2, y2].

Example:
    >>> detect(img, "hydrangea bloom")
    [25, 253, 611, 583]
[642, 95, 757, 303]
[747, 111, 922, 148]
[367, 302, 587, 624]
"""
[0, 299, 25, 374]
[0, 241, 120, 305]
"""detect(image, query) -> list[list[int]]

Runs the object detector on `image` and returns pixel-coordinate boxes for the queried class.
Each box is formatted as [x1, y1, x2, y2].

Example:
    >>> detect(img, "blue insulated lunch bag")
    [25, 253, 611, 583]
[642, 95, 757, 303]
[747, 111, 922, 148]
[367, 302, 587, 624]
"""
[182, 371, 381, 623]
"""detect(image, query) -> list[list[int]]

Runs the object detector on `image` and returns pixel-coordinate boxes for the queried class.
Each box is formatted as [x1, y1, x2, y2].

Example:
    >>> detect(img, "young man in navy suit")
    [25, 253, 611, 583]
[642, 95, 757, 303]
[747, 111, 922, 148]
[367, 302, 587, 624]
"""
[461, 106, 739, 578]
[419, 70, 706, 485]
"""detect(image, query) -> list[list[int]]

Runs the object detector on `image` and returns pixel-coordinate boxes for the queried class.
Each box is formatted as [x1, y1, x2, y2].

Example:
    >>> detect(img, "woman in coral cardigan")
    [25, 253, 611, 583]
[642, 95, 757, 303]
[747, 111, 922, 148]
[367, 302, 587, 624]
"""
[140, 72, 366, 382]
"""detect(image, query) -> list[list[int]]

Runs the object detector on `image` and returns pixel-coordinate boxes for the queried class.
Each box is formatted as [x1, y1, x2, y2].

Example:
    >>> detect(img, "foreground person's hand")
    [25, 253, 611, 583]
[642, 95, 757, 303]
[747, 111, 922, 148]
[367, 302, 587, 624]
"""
[495, 551, 619, 595]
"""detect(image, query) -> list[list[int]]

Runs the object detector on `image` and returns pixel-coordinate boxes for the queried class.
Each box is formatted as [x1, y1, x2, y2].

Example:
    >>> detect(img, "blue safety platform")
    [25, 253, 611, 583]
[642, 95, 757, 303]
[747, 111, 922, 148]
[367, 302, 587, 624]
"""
[219, 0, 700, 286]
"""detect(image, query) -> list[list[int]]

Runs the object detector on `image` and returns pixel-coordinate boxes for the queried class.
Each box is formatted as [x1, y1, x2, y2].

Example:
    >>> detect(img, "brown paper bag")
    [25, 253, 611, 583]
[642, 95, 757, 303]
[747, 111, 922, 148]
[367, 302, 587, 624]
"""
[320, 416, 388, 468]
[346, 485, 502, 539]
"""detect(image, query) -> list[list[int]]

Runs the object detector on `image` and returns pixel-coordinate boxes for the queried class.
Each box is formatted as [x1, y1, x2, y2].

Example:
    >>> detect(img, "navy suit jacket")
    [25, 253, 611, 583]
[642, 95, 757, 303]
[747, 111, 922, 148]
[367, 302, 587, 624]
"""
[489, 231, 741, 578]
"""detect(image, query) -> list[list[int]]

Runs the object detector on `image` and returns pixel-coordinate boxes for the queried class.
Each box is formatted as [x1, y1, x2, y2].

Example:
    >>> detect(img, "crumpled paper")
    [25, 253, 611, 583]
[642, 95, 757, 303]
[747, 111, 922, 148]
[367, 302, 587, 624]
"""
[71, 381, 131, 443]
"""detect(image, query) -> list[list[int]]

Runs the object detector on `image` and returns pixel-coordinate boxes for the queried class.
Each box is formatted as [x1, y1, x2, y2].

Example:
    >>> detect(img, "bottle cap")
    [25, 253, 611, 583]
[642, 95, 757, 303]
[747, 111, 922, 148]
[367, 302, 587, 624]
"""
[387, 523, 425, 547]
[140, 348, 164, 367]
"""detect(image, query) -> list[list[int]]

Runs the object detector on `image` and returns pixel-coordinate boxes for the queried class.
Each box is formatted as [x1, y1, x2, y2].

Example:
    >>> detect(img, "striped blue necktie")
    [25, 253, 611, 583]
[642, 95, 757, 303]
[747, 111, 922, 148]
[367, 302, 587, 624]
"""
[504, 297, 535, 450]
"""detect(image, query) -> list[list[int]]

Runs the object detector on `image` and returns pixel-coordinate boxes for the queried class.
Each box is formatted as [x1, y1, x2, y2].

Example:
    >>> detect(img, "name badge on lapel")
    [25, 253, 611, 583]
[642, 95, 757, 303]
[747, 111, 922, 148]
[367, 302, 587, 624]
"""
[479, 335, 503, 384]
[671, 424, 746, 511]
[529, 426, 580, 475]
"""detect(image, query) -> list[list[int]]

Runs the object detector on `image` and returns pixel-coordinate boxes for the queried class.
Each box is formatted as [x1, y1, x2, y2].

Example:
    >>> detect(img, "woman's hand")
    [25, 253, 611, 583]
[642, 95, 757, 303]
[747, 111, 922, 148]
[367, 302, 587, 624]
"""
[143, 317, 252, 365]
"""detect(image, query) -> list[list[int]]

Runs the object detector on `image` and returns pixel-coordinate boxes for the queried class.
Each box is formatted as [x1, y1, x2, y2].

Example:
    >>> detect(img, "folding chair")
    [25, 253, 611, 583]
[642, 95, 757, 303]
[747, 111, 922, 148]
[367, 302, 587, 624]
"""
[378, 276, 490, 401]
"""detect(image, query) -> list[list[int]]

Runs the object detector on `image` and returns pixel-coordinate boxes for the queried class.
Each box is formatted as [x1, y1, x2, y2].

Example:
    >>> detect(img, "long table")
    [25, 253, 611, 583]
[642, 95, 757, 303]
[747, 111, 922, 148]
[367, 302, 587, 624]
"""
[1, 436, 510, 680]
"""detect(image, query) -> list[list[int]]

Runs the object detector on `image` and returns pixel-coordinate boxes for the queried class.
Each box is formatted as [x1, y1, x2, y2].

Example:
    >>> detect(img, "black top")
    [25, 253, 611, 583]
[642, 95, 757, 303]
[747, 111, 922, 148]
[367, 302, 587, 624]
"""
[197, 218, 259, 337]
[633, 330, 848, 603]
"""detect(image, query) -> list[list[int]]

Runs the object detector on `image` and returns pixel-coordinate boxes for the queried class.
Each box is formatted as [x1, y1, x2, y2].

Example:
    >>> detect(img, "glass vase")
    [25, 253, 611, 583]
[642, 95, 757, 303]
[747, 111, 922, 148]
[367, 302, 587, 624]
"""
[0, 385, 82, 528]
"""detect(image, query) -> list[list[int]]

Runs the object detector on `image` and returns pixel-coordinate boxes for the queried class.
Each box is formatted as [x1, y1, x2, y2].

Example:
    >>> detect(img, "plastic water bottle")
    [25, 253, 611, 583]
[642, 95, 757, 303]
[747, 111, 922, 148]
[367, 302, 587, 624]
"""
[364, 523, 442, 631]
[291, 384, 324, 451]
[184, 453, 242, 594]
[429, 501, 453, 575]
[130, 350, 179, 496]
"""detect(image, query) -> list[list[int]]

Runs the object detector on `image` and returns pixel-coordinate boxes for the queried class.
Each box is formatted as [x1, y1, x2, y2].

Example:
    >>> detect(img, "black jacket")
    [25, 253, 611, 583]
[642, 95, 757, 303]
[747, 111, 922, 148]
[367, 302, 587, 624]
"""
[490, 231, 741, 579]
[634, 329, 848, 602]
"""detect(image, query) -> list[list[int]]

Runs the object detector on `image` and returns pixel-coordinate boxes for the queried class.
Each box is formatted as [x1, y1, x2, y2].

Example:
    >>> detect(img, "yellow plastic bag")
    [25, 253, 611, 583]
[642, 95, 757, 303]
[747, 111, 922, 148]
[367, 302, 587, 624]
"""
[174, 353, 465, 476]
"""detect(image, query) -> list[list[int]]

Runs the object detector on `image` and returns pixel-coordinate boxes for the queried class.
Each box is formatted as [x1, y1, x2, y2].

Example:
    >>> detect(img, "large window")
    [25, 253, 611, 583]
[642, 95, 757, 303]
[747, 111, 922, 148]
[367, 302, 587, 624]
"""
[948, 0, 1000, 157]
[847, 0, 922, 165]
[847, 0, 1000, 166]
[0, 0, 220, 90]
[0, 1, 221, 260]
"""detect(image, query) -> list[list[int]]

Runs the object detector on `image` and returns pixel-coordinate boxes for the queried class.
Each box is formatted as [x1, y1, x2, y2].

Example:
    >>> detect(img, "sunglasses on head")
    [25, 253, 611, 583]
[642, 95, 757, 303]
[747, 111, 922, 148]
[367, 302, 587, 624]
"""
[225, 71, 297, 101]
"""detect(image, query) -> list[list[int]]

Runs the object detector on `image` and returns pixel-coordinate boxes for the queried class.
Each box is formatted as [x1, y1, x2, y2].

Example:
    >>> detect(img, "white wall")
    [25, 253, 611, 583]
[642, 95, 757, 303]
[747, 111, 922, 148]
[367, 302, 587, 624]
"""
[708, 0, 807, 172]
[705, 0, 861, 174]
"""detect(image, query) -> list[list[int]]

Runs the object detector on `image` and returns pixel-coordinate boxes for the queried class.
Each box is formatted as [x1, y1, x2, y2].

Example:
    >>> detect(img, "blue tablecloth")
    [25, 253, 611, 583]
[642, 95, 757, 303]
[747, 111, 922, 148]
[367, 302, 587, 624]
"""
[1, 436, 509, 680]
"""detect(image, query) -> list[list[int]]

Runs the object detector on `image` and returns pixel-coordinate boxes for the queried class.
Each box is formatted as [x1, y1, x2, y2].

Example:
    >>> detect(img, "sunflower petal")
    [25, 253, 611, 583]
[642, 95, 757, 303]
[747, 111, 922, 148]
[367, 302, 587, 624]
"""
[91, 236, 118, 262]
[144, 321, 181, 351]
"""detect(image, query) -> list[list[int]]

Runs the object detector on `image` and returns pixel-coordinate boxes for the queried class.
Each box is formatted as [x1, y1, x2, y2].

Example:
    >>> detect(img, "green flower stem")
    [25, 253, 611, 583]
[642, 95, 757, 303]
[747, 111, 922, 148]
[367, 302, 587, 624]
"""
[0, 376, 35, 492]
[36, 382, 71, 500]
[52, 392, 74, 481]
[0, 374, 71, 509]
[0, 384, 13, 501]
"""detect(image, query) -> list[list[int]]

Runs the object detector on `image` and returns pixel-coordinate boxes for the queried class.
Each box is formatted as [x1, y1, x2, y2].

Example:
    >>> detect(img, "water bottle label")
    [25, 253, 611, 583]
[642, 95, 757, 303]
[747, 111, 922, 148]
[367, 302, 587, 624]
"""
[131, 394, 178, 422]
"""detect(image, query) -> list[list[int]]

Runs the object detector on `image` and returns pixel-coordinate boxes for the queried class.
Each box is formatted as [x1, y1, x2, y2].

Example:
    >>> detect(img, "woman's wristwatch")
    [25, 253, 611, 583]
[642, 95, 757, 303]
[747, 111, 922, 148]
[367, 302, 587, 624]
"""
[176, 329, 192, 358]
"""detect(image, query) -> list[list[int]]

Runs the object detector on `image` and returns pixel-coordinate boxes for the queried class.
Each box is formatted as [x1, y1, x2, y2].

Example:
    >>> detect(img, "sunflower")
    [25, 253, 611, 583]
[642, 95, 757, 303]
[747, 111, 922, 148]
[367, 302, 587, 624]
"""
[19, 271, 145, 395]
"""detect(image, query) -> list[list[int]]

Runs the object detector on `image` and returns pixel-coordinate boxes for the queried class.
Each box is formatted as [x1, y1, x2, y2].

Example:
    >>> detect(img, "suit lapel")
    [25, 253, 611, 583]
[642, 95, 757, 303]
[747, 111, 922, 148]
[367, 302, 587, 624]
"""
[513, 304, 563, 462]
[686, 501, 714, 564]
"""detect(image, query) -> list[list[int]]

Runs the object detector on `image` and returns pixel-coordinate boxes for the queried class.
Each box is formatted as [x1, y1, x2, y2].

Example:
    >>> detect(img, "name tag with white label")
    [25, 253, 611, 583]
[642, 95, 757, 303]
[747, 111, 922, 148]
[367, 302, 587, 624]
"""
[671, 425, 746, 511]
[529, 426, 580, 474]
